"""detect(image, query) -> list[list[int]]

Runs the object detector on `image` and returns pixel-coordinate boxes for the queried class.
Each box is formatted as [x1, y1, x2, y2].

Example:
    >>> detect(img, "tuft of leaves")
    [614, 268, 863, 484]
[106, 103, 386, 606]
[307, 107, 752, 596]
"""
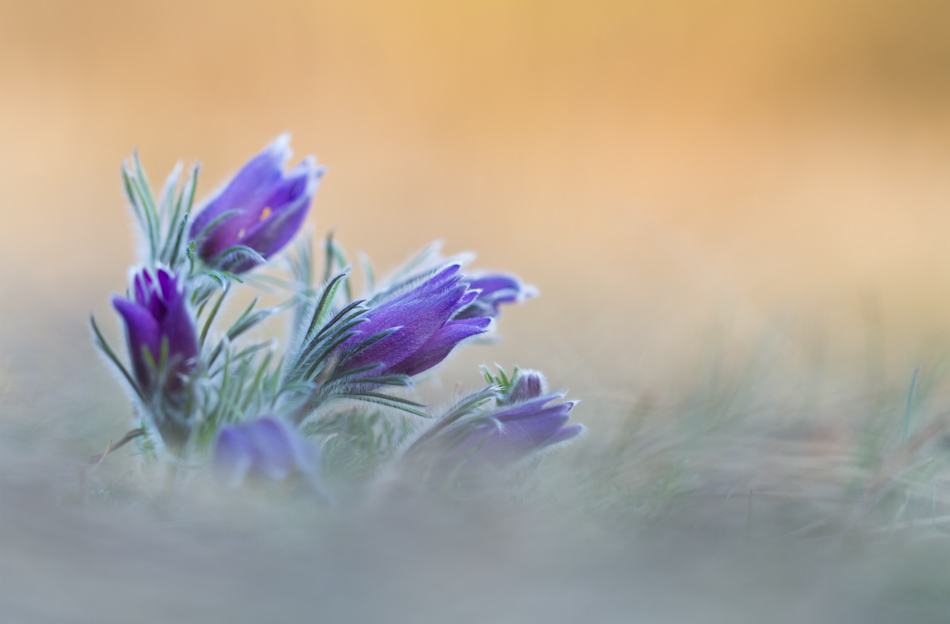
[122, 150, 199, 272]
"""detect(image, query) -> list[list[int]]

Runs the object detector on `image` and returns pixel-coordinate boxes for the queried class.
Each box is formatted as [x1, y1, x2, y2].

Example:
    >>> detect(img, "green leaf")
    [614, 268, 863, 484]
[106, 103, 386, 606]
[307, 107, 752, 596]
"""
[406, 386, 497, 453]
[199, 284, 229, 348]
[240, 350, 275, 412]
[290, 301, 367, 379]
[166, 212, 190, 270]
[309, 298, 364, 346]
[227, 307, 279, 342]
[304, 272, 350, 345]
[285, 232, 314, 288]
[156, 162, 186, 264]
[341, 391, 429, 418]
[90, 315, 145, 403]
[121, 166, 147, 235]
[209, 244, 267, 270]
[358, 251, 376, 295]
[162, 163, 198, 267]
[131, 150, 160, 263]
[132, 148, 157, 217]
[158, 160, 183, 221]
[122, 165, 160, 262]
[299, 321, 366, 382]
[322, 229, 337, 285]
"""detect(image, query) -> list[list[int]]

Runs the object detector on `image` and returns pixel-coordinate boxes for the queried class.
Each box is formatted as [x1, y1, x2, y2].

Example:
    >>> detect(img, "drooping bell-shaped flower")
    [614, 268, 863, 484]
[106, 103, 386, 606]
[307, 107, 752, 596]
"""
[190, 134, 325, 273]
[338, 264, 491, 378]
[447, 396, 583, 469]
[112, 268, 198, 396]
[212, 416, 321, 487]
[402, 369, 584, 485]
[454, 273, 535, 320]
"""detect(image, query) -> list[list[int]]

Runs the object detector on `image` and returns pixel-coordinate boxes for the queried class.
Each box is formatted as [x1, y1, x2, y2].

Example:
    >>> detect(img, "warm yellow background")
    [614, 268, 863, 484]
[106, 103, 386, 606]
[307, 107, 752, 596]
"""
[3, 0, 950, 435]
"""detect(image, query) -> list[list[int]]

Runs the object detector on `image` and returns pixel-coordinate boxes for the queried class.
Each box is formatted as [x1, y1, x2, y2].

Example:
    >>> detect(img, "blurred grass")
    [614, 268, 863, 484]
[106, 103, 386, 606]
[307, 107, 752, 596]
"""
[8, 301, 950, 622]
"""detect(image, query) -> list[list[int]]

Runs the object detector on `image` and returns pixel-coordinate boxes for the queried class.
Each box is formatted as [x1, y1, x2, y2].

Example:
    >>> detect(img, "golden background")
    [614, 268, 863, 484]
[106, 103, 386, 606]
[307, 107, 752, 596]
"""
[3, 0, 950, 438]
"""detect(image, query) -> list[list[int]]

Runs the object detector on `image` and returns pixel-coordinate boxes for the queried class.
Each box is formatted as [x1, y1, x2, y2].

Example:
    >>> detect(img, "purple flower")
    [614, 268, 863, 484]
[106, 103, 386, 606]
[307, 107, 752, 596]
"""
[212, 416, 320, 487]
[454, 273, 534, 320]
[447, 395, 583, 470]
[339, 265, 491, 378]
[190, 134, 325, 273]
[112, 268, 198, 396]
[499, 369, 546, 405]
[403, 370, 584, 484]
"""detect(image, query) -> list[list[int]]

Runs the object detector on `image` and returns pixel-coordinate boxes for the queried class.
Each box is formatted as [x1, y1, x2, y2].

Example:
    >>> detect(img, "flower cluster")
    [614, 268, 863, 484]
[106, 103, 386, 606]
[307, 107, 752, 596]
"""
[90, 135, 583, 498]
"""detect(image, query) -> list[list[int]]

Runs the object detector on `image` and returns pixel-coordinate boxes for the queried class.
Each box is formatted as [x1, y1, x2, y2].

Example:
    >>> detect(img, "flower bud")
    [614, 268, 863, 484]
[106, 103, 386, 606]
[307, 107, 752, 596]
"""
[338, 265, 491, 378]
[213, 416, 320, 487]
[112, 268, 198, 396]
[190, 134, 324, 273]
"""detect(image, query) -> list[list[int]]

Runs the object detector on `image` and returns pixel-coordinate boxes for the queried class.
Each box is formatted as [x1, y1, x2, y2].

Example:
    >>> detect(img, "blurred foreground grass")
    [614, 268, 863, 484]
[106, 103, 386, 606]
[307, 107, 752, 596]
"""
[5, 305, 950, 623]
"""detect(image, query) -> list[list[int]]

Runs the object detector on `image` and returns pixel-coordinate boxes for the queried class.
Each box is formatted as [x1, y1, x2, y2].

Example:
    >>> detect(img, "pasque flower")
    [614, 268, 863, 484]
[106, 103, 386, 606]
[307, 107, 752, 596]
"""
[112, 268, 199, 448]
[403, 369, 584, 484]
[190, 134, 324, 273]
[455, 273, 534, 320]
[213, 416, 320, 487]
[338, 264, 492, 378]
[448, 395, 581, 468]
[112, 268, 198, 396]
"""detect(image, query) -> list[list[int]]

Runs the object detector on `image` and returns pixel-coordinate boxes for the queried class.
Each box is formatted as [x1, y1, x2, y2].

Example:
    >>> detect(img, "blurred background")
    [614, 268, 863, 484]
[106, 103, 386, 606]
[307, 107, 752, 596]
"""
[4, 1, 950, 411]
[3, 0, 950, 490]
[5, 1, 950, 621]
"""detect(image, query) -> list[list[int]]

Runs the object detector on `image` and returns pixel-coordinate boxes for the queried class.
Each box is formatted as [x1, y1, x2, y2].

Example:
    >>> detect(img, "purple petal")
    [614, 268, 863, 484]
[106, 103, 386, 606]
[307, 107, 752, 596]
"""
[239, 160, 324, 260]
[467, 275, 521, 295]
[133, 271, 150, 306]
[159, 286, 199, 369]
[497, 406, 570, 438]
[189, 134, 291, 244]
[112, 296, 161, 388]
[463, 397, 575, 463]
[505, 370, 546, 403]
[471, 407, 571, 459]
[375, 265, 463, 308]
[156, 268, 176, 301]
[212, 417, 320, 486]
[343, 268, 470, 373]
[455, 273, 532, 320]
[397, 317, 491, 376]
[262, 158, 320, 209]
[545, 423, 585, 446]
[189, 137, 326, 272]
[457, 289, 479, 308]
[451, 406, 573, 469]
[491, 395, 561, 422]
[213, 428, 255, 487]
[243, 417, 296, 481]
[113, 269, 198, 394]
[410, 385, 582, 481]
[444, 420, 501, 460]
